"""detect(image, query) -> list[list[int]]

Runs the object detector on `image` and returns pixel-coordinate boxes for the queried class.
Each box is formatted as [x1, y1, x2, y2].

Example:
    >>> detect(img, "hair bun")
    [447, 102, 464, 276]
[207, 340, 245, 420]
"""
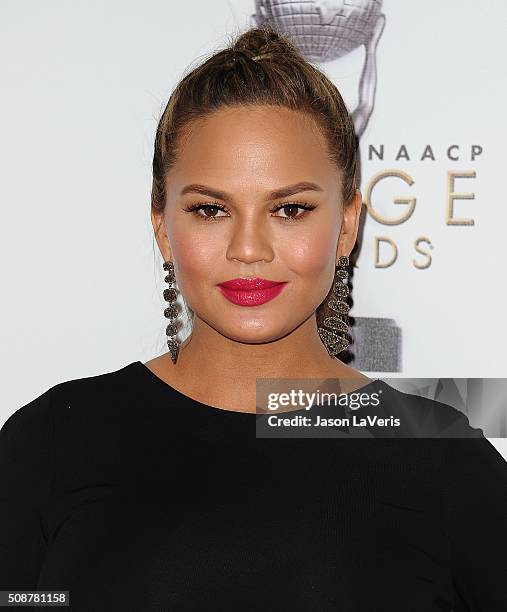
[233, 26, 293, 60]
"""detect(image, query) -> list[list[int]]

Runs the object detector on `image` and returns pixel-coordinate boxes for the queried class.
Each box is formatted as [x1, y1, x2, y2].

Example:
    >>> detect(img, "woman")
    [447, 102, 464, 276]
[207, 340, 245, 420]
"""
[1, 25, 506, 611]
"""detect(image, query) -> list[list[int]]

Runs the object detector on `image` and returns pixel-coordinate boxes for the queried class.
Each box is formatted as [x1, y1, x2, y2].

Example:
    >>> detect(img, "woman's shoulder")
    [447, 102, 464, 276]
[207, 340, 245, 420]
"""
[48, 360, 138, 409]
[1, 361, 139, 437]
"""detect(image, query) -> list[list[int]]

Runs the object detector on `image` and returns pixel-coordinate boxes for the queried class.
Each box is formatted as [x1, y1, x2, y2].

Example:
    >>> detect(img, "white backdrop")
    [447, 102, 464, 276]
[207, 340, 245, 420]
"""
[1, 0, 505, 456]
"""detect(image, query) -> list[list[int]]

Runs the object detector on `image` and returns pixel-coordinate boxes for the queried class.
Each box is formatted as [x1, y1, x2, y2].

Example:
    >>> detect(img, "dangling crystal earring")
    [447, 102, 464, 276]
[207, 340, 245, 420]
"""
[162, 260, 180, 364]
[317, 255, 351, 356]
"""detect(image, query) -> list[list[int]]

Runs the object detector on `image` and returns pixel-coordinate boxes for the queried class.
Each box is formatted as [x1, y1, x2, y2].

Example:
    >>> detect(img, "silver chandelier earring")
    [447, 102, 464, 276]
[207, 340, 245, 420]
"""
[317, 255, 351, 356]
[163, 260, 180, 364]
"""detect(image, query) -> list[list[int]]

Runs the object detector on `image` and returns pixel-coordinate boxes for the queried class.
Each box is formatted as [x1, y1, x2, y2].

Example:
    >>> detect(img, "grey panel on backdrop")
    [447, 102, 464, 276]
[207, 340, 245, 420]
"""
[348, 317, 401, 372]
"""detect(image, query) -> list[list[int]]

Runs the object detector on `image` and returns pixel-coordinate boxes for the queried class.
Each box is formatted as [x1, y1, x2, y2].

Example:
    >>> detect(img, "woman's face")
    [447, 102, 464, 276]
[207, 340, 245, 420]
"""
[153, 105, 361, 344]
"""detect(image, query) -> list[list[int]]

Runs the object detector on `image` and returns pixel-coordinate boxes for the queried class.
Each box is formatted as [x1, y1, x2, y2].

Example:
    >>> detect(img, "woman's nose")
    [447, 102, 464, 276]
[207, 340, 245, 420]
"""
[225, 217, 275, 265]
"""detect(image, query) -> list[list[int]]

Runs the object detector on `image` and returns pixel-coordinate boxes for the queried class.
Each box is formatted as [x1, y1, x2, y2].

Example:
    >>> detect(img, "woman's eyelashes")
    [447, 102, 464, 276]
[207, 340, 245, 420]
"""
[184, 201, 318, 223]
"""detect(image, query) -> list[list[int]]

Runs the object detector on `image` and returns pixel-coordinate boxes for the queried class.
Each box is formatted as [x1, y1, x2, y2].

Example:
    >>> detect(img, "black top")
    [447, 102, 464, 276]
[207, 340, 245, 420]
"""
[1, 361, 506, 611]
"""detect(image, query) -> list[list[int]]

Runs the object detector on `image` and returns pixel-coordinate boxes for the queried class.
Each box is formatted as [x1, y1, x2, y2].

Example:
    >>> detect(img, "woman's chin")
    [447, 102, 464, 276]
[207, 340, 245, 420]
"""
[218, 323, 290, 345]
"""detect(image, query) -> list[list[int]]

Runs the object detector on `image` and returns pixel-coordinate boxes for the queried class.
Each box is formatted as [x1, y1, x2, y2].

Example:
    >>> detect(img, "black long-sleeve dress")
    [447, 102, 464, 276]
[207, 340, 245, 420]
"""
[1, 361, 506, 611]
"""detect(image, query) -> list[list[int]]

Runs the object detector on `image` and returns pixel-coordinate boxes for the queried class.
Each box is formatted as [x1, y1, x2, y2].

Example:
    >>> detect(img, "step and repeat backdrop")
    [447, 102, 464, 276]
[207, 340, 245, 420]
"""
[1, 1, 505, 452]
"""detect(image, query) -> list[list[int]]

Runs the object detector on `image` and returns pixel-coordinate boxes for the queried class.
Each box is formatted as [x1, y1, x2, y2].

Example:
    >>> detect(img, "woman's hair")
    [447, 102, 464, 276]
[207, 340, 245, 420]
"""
[151, 24, 358, 351]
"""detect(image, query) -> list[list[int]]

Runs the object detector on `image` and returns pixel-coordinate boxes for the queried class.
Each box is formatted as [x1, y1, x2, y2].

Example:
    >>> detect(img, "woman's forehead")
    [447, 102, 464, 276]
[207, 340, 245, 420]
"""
[170, 107, 335, 181]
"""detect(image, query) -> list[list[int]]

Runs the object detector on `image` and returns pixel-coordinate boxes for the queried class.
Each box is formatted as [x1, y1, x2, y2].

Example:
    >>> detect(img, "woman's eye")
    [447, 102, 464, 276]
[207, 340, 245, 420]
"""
[188, 204, 229, 220]
[272, 203, 315, 221]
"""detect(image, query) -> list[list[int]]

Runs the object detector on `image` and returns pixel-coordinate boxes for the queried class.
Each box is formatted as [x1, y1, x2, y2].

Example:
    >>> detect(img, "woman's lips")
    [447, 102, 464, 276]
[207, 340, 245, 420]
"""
[217, 278, 288, 306]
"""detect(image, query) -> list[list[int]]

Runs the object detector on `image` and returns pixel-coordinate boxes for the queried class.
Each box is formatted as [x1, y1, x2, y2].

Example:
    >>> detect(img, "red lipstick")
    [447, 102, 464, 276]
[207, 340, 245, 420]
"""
[217, 277, 287, 306]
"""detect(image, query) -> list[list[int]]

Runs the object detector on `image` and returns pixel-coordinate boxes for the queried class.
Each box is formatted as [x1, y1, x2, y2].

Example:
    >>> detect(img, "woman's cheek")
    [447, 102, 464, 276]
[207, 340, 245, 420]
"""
[168, 228, 221, 302]
[282, 228, 337, 277]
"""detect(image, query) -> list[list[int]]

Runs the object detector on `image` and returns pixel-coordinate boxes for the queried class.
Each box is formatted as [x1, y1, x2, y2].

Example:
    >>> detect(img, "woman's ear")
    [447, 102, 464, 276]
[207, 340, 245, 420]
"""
[336, 189, 363, 259]
[151, 209, 172, 262]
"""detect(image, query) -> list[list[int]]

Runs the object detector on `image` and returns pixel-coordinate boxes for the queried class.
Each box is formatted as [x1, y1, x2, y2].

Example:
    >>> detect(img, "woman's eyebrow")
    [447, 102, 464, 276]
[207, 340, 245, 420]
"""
[180, 181, 324, 201]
